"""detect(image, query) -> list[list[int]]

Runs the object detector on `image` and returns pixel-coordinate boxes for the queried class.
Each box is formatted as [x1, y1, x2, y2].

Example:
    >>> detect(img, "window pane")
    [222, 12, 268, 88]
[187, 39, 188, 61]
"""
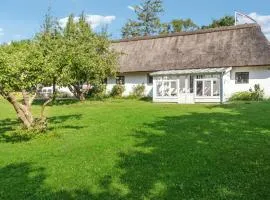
[204, 80, 211, 96]
[116, 76, 125, 85]
[171, 81, 177, 96]
[190, 76, 194, 93]
[179, 76, 185, 93]
[163, 82, 170, 96]
[147, 74, 153, 84]
[157, 82, 162, 97]
[235, 72, 249, 84]
[196, 81, 203, 96]
[213, 80, 220, 96]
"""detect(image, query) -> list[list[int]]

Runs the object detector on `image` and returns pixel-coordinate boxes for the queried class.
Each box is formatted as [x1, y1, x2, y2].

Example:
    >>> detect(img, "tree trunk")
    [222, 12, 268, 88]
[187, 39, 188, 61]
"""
[40, 99, 52, 123]
[69, 84, 88, 101]
[6, 93, 33, 129]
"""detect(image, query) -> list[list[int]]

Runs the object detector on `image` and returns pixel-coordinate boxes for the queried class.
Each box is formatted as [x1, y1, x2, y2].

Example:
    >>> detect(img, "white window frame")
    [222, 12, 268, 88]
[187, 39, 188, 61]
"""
[194, 78, 220, 98]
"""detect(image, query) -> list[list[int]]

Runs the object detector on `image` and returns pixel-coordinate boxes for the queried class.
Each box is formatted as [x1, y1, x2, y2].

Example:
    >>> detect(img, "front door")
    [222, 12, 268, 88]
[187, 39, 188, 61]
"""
[178, 75, 194, 104]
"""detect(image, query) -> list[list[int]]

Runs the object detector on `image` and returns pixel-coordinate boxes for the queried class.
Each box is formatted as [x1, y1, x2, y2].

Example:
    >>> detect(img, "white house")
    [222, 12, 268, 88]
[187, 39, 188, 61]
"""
[107, 24, 270, 103]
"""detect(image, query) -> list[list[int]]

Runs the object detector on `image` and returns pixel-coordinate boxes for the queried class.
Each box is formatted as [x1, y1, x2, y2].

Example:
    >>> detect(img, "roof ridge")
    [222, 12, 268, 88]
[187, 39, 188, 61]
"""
[112, 23, 260, 43]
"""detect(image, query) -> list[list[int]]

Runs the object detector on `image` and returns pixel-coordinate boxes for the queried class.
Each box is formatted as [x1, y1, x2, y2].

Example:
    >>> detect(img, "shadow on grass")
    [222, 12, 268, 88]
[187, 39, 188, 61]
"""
[1, 103, 270, 199]
[0, 163, 124, 200]
[0, 114, 84, 143]
[116, 103, 270, 199]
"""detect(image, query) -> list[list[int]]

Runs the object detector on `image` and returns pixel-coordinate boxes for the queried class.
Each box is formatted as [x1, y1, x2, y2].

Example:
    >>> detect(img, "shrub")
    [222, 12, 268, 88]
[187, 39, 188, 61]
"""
[250, 84, 264, 101]
[88, 84, 106, 99]
[229, 91, 253, 101]
[229, 84, 264, 101]
[131, 84, 146, 97]
[111, 85, 125, 97]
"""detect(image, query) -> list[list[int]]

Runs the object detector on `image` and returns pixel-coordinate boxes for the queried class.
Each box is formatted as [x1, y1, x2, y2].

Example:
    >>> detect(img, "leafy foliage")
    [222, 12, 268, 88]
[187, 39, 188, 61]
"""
[111, 85, 125, 97]
[131, 84, 146, 97]
[229, 91, 253, 101]
[250, 84, 264, 101]
[61, 14, 118, 100]
[202, 15, 235, 29]
[122, 0, 164, 38]
[0, 10, 118, 132]
[170, 19, 198, 32]
[229, 84, 264, 101]
[88, 84, 107, 99]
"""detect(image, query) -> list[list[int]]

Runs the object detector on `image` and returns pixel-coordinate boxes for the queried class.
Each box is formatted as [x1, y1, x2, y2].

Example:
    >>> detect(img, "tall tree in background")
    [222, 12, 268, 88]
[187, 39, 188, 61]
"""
[202, 15, 235, 29]
[122, 0, 164, 38]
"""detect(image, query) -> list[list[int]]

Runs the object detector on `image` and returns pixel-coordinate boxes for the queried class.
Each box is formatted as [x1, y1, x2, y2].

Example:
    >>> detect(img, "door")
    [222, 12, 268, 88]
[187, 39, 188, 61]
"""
[178, 75, 194, 104]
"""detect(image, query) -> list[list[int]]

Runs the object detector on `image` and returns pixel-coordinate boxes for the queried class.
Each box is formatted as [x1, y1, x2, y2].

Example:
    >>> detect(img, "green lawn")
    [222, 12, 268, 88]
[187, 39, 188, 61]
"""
[0, 99, 270, 200]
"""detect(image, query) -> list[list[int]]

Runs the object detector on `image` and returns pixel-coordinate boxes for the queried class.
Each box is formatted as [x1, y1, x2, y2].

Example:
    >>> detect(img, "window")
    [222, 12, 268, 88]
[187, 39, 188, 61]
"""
[116, 76, 125, 85]
[235, 72, 249, 84]
[147, 74, 153, 84]
[156, 80, 177, 97]
[196, 81, 203, 96]
[195, 78, 220, 97]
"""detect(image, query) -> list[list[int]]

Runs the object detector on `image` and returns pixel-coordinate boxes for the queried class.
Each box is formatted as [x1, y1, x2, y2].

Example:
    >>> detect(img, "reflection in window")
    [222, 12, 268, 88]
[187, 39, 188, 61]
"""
[163, 82, 170, 96]
[171, 81, 177, 96]
[179, 76, 185, 93]
[213, 80, 220, 96]
[204, 81, 211, 96]
[116, 76, 125, 85]
[156, 80, 178, 97]
[157, 82, 163, 97]
[235, 72, 249, 84]
[196, 81, 203, 96]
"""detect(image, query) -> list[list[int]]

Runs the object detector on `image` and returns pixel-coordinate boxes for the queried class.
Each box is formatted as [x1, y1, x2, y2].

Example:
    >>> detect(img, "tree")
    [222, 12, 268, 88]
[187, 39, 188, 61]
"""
[61, 14, 118, 100]
[0, 41, 45, 130]
[34, 9, 65, 120]
[171, 18, 198, 32]
[122, 0, 164, 38]
[202, 15, 235, 29]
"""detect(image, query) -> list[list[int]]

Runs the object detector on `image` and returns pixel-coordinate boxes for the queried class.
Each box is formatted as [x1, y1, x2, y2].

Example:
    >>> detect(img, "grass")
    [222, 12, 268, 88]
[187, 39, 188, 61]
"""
[0, 99, 270, 199]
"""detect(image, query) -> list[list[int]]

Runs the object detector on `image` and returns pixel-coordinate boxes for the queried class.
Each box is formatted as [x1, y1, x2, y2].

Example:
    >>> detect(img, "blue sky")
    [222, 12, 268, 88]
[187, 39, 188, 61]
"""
[0, 0, 270, 43]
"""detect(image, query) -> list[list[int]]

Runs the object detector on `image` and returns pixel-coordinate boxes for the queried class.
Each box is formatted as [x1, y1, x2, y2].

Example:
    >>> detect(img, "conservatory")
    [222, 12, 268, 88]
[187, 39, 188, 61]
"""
[151, 68, 231, 104]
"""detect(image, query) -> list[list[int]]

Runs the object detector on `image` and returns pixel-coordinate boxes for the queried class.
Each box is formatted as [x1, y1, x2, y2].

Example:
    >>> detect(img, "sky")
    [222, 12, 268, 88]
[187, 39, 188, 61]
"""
[0, 0, 270, 43]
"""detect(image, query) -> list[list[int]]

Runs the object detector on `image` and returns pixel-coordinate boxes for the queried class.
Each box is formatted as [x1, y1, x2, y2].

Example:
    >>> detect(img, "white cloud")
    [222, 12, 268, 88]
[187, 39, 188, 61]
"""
[0, 28, 4, 36]
[237, 12, 270, 40]
[128, 6, 135, 11]
[59, 14, 116, 29]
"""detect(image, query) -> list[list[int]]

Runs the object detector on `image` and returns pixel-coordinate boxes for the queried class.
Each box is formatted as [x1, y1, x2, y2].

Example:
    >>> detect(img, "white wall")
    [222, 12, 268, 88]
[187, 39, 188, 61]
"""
[224, 66, 270, 99]
[106, 66, 270, 101]
[106, 72, 153, 96]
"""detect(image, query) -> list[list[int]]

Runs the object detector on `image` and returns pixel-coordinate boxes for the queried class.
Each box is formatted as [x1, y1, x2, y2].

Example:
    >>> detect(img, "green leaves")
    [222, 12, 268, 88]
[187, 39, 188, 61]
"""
[0, 41, 42, 94]
[122, 0, 164, 38]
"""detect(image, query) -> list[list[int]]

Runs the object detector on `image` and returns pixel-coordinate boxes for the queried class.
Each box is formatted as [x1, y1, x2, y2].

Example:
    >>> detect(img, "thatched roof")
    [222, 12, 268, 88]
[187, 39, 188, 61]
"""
[112, 24, 270, 73]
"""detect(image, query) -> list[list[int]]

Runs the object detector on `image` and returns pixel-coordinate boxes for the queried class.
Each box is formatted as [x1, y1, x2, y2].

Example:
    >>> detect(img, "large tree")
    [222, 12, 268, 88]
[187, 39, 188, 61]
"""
[122, 0, 164, 38]
[0, 41, 46, 129]
[202, 15, 235, 29]
[62, 14, 118, 100]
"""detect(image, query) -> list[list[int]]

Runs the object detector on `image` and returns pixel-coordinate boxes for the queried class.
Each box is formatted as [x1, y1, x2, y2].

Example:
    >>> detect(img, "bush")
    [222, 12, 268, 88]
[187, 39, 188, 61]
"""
[229, 84, 264, 101]
[250, 84, 264, 101]
[131, 84, 145, 97]
[229, 91, 253, 101]
[111, 85, 125, 97]
[88, 84, 106, 99]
